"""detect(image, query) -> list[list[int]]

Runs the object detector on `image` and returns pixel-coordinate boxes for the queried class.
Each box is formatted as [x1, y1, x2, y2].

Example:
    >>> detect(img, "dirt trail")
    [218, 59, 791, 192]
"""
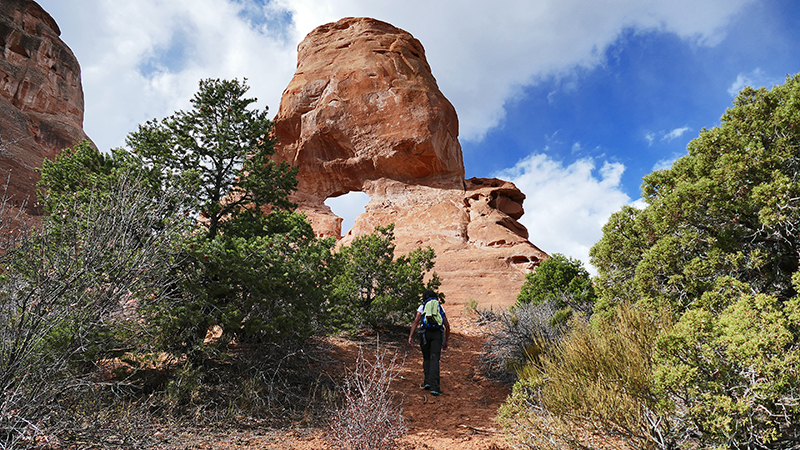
[278, 312, 514, 450]
[392, 314, 513, 449]
[156, 310, 514, 449]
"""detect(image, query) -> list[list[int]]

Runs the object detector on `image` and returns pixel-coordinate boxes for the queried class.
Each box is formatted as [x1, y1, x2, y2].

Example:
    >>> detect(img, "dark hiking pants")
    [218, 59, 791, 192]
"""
[420, 329, 443, 391]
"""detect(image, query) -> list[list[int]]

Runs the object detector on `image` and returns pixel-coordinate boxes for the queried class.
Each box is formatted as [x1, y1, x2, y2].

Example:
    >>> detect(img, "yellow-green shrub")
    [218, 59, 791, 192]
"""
[499, 303, 673, 450]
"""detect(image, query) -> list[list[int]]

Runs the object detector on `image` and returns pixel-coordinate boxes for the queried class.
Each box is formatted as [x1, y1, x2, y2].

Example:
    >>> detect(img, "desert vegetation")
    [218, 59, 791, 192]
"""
[325, 346, 407, 450]
[0, 79, 437, 449]
[491, 74, 800, 449]
[5, 73, 800, 450]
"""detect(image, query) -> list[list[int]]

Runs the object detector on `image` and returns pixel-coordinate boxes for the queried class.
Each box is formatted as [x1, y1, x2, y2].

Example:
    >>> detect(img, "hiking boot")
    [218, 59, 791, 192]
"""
[431, 389, 443, 396]
[421, 384, 432, 390]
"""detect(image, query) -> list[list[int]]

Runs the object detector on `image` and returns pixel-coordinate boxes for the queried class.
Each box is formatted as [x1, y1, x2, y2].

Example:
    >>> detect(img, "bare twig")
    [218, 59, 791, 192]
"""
[325, 345, 407, 450]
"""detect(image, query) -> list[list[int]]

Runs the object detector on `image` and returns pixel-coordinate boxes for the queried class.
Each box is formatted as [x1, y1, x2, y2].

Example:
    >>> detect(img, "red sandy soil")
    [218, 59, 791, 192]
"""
[155, 311, 515, 450]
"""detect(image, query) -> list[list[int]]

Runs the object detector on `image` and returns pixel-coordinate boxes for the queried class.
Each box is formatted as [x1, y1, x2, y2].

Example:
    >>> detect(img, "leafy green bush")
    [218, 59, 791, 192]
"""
[145, 210, 335, 355]
[329, 224, 440, 330]
[516, 253, 595, 323]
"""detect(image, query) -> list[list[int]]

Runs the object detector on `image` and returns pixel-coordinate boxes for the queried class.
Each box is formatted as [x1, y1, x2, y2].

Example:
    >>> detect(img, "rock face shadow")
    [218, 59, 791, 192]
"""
[270, 17, 548, 308]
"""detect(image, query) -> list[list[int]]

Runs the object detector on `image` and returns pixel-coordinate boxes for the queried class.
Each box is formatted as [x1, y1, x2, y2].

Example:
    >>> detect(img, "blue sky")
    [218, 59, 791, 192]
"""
[35, 0, 800, 268]
[469, 4, 799, 198]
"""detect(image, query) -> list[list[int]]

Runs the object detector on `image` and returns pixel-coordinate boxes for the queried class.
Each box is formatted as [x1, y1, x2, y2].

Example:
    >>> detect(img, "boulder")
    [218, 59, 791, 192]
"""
[272, 17, 547, 308]
[0, 0, 90, 213]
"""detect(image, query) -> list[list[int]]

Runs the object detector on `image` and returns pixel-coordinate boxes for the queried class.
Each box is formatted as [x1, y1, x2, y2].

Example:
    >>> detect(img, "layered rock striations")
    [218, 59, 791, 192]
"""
[0, 0, 90, 212]
[273, 17, 547, 307]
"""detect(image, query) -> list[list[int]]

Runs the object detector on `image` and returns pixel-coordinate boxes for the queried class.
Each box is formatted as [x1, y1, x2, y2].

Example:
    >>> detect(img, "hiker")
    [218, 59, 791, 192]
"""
[407, 290, 450, 396]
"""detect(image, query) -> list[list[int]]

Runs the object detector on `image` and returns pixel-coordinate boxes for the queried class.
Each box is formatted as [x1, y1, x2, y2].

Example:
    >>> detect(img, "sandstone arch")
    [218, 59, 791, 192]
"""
[271, 17, 547, 307]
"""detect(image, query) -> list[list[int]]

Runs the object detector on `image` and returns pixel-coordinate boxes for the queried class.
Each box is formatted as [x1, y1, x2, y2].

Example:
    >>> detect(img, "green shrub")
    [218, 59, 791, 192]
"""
[329, 224, 440, 330]
[145, 212, 335, 355]
[498, 303, 673, 450]
[464, 298, 479, 314]
[653, 277, 800, 449]
[517, 254, 595, 324]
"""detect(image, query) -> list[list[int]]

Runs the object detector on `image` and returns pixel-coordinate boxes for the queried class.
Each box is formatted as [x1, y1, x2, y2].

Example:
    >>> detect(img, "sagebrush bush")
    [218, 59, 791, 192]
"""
[479, 300, 563, 383]
[498, 303, 674, 450]
[0, 173, 186, 448]
[325, 346, 406, 450]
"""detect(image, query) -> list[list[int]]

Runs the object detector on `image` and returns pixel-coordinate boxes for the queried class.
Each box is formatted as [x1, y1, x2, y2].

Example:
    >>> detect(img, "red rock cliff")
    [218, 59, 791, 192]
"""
[0, 0, 90, 212]
[272, 18, 547, 307]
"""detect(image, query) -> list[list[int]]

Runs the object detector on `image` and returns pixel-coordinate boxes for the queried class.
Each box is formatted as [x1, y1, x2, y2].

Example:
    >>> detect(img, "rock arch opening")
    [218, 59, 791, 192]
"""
[324, 191, 370, 237]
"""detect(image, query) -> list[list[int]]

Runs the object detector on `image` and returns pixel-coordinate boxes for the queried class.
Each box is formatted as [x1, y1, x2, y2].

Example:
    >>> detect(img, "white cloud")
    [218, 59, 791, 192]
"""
[38, 0, 754, 152]
[652, 156, 677, 172]
[38, 0, 300, 152]
[652, 150, 690, 171]
[630, 198, 648, 210]
[644, 126, 692, 147]
[494, 154, 631, 273]
[271, 0, 754, 141]
[728, 74, 750, 97]
[662, 126, 690, 141]
[728, 68, 783, 96]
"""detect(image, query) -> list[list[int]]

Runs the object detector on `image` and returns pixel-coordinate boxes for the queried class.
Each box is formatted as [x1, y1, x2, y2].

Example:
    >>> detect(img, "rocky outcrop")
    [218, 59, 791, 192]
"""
[272, 17, 464, 234]
[0, 0, 90, 212]
[272, 18, 547, 307]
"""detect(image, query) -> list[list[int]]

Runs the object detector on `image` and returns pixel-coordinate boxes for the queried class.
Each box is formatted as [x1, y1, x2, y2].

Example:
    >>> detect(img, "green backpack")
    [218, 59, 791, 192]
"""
[421, 297, 444, 330]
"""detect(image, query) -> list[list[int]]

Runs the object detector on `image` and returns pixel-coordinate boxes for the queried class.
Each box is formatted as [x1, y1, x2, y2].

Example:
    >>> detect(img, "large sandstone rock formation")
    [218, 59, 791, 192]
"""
[0, 0, 90, 213]
[273, 17, 547, 307]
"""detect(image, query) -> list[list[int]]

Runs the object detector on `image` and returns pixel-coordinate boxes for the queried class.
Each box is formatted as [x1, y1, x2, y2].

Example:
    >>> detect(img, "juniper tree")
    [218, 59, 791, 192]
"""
[588, 74, 800, 448]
